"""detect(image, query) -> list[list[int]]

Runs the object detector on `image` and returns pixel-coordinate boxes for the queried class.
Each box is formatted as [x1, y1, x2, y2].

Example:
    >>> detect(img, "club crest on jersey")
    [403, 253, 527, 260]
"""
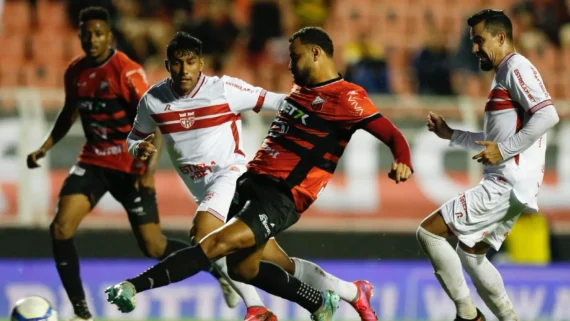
[311, 96, 326, 111]
[179, 112, 195, 128]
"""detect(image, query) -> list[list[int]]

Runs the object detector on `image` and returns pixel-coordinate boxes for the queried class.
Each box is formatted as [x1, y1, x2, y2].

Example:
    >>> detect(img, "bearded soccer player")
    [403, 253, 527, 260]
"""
[419, 10, 559, 321]
[25, 7, 192, 321]
[106, 27, 412, 321]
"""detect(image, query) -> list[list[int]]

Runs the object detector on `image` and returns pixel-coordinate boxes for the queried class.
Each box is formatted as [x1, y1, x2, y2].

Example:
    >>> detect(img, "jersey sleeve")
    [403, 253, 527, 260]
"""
[63, 61, 79, 102]
[131, 94, 157, 138]
[121, 64, 150, 108]
[221, 75, 286, 113]
[507, 61, 553, 115]
[340, 89, 382, 128]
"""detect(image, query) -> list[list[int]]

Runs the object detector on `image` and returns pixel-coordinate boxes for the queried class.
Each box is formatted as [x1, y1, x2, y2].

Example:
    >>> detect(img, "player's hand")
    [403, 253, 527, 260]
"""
[26, 148, 47, 169]
[134, 134, 157, 161]
[388, 162, 412, 184]
[472, 141, 503, 165]
[426, 112, 454, 140]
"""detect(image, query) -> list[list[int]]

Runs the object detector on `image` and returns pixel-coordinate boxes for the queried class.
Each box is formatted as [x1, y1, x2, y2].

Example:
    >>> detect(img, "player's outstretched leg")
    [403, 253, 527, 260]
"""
[416, 211, 485, 321]
[106, 218, 339, 321]
[457, 243, 518, 321]
[226, 243, 340, 321]
[50, 195, 94, 321]
[262, 239, 377, 321]
[190, 210, 271, 321]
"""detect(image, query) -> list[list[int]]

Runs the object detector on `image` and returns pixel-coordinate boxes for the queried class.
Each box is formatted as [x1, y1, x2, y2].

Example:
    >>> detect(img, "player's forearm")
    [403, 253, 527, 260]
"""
[126, 131, 144, 157]
[498, 105, 559, 160]
[449, 129, 485, 151]
[262, 92, 287, 111]
[144, 130, 162, 175]
[41, 103, 78, 151]
[364, 117, 413, 170]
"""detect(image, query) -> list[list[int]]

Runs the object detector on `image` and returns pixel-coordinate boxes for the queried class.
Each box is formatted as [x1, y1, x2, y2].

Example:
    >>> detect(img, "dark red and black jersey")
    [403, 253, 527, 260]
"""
[64, 50, 149, 175]
[248, 77, 387, 213]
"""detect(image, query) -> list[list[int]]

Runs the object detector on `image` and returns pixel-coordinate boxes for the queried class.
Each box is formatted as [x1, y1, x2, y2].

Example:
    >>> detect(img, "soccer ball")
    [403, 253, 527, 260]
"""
[11, 296, 58, 321]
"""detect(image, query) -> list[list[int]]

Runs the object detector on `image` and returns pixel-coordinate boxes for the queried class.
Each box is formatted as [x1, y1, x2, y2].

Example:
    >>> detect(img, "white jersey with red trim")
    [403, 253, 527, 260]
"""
[130, 73, 285, 187]
[483, 52, 552, 211]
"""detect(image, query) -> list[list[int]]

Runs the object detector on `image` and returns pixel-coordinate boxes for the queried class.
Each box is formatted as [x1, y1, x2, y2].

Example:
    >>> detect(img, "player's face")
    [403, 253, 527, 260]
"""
[79, 19, 112, 62]
[470, 21, 501, 71]
[166, 50, 204, 96]
[288, 38, 313, 86]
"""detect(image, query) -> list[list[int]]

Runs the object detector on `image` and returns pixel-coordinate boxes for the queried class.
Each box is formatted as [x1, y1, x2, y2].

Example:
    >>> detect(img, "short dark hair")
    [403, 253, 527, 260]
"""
[467, 9, 513, 41]
[289, 27, 334, 57]
[167, 32, 203, 59]
[79, 6, 110, 25]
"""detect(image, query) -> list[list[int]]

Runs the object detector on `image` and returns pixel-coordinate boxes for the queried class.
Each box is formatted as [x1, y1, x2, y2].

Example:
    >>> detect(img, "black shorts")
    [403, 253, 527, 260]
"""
[227, 172, 299, 245]
[59, 163, 159, 226]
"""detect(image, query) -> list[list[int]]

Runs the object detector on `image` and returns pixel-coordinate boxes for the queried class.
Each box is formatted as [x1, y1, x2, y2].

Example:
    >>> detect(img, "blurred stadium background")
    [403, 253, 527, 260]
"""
[2, 0, 570, 320]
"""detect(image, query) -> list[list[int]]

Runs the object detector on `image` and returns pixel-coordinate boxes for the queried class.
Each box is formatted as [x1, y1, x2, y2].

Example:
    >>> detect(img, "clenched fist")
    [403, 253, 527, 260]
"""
[388, 162, 412, 183]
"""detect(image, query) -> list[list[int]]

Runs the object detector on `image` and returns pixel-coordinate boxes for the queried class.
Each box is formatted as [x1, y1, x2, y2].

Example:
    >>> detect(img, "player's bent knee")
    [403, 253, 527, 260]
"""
[49, 219, 77, 240]
[138, 239, 166, 259]
[227, 261, 259, 282]
[200, 233, 235, 260]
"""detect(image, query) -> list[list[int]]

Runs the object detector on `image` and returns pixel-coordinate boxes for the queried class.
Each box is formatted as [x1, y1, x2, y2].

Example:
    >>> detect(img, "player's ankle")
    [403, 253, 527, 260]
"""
[71, 299, 92, 319]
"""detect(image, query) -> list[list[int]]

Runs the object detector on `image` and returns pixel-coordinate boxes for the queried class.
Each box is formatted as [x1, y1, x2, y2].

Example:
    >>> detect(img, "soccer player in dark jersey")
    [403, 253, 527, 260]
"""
[25, 7, 191, 321]
[106, 27, 413, 321]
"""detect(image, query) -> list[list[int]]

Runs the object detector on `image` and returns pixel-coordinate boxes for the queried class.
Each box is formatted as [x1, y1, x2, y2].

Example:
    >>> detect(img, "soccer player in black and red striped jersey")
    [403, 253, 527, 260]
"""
[25, 7, 192, 321]
[107, 27, 413, 321]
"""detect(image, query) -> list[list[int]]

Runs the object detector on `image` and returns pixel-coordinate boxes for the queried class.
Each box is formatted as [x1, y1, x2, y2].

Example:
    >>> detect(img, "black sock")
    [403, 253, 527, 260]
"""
[209, 265, 223, 279]
[160, 238, 191, 260]
[248, 261, 323, 313]
[52, 238, 91, 319]
[128, 244, 211, 292]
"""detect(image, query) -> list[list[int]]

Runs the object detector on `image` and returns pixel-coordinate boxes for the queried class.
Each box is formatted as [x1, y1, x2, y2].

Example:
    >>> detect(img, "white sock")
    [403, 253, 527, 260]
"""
[416, 227, 478, 319]
[292, 257, 358, 302]
[457, 246, 519, 321]
[212, 257, 264, 307]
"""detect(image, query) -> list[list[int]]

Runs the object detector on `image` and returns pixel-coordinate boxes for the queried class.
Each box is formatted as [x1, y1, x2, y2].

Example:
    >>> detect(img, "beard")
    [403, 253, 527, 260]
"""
[478, 53, 493, 71]
[292, 66, 311, 86]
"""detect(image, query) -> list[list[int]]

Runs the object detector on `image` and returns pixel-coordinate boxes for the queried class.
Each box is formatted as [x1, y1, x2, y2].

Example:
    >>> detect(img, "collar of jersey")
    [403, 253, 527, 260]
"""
[169, 72, 206, 99]
[306, 74, 343, 89]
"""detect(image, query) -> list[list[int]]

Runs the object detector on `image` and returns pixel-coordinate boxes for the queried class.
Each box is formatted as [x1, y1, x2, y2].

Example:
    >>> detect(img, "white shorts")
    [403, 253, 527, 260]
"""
[440, 176, 525, 250]
[183, 164, 246, 222]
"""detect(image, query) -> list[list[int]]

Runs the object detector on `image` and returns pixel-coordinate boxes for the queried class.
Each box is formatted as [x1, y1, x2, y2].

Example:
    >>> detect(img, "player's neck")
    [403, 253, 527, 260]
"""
[309, 65, 340, 87]
[493, 47, 516, 71]
[89, 48, 113, 66]
[173, 85, 193, 97]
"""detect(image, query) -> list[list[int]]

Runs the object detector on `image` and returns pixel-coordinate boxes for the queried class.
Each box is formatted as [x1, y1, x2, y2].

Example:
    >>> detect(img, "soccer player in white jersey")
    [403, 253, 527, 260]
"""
[121, 32, 378, 321]
[417, 10, 560, 321]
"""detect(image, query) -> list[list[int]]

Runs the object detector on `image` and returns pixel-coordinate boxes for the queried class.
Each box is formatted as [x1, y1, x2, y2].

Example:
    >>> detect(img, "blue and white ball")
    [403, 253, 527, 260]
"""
[11, 296, 58, 321]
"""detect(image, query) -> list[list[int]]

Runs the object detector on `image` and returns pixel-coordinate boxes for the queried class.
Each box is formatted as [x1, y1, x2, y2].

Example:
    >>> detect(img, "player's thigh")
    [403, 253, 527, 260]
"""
[190, 210, 225, 244]
[226, 241, 267, 281]
[420, 210, 453, 238]
[195, 171, 240, 228]
[261, 238, 295, 274]
[439, 177, 522, 250]
[468, 212, 521, 253]
[110, 172, 160, 227]
[227, 173, 300, 246]
[51, 164, 106, 239]
[199, 217, 258, 260]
